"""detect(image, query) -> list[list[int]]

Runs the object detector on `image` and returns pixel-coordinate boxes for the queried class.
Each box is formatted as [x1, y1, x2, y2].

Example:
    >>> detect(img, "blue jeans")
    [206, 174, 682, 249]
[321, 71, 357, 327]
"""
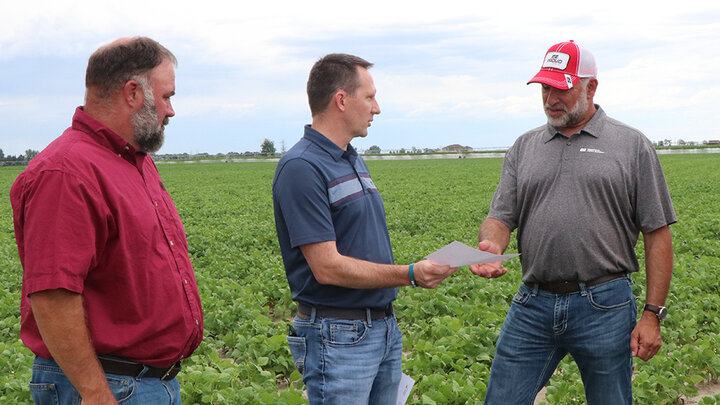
[29, 356, 182, 405]
[287, 308, 403, 405]
[484, 277, 637, 405]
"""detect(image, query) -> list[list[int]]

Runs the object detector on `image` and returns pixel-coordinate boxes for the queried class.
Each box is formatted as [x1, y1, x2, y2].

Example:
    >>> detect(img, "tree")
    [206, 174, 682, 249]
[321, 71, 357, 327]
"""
[25, 149, 39, 161]
[0, 148, 4, 160]
[366, 145, 381, 154]
[261, 139, 276, 156]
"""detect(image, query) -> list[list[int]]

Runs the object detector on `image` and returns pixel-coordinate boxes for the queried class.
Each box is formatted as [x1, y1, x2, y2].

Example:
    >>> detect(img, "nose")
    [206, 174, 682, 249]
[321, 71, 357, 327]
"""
[372, 99, 381, 115]
[167, 101, 175, 118]
[543, 87, 558, 106]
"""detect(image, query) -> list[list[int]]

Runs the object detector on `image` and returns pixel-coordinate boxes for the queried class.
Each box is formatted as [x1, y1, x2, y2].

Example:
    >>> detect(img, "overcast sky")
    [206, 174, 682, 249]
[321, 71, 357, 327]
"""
[2, 0, 719, 156]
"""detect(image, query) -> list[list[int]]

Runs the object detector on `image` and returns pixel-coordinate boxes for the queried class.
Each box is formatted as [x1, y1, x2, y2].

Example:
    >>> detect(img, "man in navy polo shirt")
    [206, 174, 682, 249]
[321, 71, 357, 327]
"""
[273, 53, 456, 404]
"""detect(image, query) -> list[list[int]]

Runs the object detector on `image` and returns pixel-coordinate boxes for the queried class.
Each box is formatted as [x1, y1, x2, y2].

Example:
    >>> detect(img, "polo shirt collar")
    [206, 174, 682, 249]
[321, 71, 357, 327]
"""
[543, 104, 605, 143]
[303, 124, 358, 162]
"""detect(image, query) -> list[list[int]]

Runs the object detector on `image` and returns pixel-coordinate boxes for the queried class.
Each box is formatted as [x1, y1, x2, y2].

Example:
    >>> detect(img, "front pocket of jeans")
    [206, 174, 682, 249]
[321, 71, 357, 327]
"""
[29, 383, 60, 405]
[324, 320, 368, 345]
[106, 375, 134, 403]
[587, 280, 633, 310]
[287, 335, 307, 374]
[512, 286, 531, 305]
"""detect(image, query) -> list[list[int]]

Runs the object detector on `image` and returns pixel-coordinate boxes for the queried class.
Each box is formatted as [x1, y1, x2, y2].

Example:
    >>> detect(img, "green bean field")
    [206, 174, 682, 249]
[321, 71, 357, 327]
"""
[1, 154, 719, 404]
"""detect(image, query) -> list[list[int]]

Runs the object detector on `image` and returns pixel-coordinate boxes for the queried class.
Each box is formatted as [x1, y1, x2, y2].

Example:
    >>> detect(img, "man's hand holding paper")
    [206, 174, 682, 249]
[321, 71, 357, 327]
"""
[425, 241, 518, 279]
[413, 260, 458, 289]
[470, 240, 509, 279]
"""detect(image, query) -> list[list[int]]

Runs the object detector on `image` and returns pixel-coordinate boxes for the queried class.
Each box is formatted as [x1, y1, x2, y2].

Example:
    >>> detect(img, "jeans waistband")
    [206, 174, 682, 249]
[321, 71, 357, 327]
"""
[535, 272, 628, 294]
[297, 302, 393, 321]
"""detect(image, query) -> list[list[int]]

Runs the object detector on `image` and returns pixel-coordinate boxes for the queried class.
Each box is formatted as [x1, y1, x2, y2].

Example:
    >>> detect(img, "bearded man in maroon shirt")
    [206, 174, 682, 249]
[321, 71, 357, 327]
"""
[10, 37, 203, 405]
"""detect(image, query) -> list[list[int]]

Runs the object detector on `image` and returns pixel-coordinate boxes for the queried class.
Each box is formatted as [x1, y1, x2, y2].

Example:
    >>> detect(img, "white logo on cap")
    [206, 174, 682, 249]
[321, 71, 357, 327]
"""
[542, 52, 570, 70]
[564, 74, 573, 88]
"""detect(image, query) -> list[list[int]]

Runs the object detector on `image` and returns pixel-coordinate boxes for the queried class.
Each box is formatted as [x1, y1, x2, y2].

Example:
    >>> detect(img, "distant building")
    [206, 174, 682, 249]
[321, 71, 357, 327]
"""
[703, 140, 720, 145]
[442, 144, 473, 152]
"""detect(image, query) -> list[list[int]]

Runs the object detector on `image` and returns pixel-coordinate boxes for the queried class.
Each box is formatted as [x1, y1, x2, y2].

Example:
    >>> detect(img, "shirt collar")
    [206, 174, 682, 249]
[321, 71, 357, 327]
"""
[303, 124, 358, 163]
[72, 106, 147, 169]
[543, 104, 605, 143]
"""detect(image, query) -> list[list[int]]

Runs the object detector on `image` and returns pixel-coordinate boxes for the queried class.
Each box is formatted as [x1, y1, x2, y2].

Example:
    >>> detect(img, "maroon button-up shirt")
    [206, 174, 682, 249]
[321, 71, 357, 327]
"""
[11, 107, 203, 367]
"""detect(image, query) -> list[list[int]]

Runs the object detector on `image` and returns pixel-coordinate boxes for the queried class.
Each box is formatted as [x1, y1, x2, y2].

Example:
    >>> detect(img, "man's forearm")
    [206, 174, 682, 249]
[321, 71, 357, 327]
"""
[478, 217, 511, 254]
[31, 289, 116, 403]
[643, 225, 673, 306]
[300, 241, 454, 289]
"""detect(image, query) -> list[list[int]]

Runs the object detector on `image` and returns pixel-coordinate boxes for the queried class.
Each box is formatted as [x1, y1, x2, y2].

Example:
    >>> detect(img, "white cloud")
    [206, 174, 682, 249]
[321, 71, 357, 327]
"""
[2, 0, 720, 154]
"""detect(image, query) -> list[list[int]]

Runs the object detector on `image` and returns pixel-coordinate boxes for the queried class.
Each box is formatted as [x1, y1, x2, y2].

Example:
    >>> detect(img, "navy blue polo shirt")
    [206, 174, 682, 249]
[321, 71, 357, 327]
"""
[272, 125, 397, 308]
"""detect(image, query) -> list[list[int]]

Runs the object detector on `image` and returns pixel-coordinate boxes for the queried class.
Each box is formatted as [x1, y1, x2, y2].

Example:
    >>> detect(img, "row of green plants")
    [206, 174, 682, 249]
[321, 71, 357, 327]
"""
[0, 154, 718, 404]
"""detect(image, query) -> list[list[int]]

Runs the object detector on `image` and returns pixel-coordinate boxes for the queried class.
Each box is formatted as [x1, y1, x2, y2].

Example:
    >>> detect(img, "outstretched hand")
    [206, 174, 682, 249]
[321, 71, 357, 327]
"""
[413, 260, 458, 289]
[469, 240, 508, 279]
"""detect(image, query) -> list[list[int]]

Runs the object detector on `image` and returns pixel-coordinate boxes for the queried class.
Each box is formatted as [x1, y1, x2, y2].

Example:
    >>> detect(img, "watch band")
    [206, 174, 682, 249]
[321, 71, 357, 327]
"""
[643, 304, 667, 321]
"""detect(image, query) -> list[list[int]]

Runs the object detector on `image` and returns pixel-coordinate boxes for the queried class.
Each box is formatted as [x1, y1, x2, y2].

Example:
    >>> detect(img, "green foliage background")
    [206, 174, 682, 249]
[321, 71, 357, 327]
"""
[0, 154, 718, 404]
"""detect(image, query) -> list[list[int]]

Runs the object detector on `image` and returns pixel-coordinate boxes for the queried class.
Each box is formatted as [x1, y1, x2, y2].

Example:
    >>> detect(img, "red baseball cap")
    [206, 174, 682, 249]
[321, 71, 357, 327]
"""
[528, 40, 597, 90]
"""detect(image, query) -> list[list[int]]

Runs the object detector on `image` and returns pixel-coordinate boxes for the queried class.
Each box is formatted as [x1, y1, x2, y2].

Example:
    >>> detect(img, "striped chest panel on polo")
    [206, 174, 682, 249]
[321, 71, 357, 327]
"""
[328, 172, 380, 208]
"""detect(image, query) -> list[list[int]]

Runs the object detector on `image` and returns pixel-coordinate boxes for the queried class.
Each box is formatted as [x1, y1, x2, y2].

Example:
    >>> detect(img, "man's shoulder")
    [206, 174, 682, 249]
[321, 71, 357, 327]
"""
[594, 113, 656, 154]
[600, 114, 646, 138]
[520, 124, 548, 140]
[273, 139, 326, 191]
[276, 139, 318, 173]
[508, 124, 548, 151]
[16, 128, 118, 191]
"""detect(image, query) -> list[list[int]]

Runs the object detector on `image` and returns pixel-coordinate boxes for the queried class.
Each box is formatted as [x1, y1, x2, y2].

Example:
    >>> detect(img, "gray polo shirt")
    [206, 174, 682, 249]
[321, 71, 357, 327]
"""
[488, 106, 677, 283]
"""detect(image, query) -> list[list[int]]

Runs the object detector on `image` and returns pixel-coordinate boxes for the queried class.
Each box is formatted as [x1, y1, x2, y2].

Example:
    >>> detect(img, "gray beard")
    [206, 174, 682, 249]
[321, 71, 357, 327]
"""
[131, 90, 166, 153]
[545, 86, 589, 128]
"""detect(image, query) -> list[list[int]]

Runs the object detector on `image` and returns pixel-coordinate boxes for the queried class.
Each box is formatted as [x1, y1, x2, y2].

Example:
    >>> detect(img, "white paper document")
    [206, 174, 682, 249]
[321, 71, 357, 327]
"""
[396, 373, 415, 405]
[425, 240, 520, 267]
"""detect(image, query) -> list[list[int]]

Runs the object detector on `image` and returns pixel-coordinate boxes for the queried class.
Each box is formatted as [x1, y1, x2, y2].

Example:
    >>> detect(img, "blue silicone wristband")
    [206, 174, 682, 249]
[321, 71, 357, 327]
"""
[409, 263, 417, 288]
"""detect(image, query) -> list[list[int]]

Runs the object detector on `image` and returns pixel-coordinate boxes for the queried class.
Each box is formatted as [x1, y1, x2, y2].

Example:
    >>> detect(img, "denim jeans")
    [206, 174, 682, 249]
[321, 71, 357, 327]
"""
[29, 356, 182, 405]
[287, 308, 403, 405]
[484, 277, 637, 405]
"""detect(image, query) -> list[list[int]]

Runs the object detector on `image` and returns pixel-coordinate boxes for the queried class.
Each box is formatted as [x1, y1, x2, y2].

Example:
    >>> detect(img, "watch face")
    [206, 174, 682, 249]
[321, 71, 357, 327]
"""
[657, 306, 668, 320]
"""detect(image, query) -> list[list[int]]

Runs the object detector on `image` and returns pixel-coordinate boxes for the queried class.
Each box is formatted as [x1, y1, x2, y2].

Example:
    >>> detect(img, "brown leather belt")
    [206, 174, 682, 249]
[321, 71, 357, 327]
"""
[297, 302, 393, 321]
[98, 356, 181, 381]
[537, 272, 628, 294]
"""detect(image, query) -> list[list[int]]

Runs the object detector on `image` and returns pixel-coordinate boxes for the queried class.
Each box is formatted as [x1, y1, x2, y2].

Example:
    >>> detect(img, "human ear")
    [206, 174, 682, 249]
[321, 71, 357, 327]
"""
[123, 80, 143, 109]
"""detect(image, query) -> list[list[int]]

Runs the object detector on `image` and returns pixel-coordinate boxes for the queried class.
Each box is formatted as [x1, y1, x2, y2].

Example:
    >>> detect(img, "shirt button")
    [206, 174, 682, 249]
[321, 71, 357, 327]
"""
[184, 279, 188, 284]
[169, 240, 174, 246]
[195, 320, 199, 325]
[125, 146, 130, 150]
[566, 142, 571, 146]
[154, 201, 158, 207]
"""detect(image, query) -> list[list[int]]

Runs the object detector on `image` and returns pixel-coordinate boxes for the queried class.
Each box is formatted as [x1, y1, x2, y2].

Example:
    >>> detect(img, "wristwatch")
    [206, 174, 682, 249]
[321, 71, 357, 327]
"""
[643, 304, 668, 322]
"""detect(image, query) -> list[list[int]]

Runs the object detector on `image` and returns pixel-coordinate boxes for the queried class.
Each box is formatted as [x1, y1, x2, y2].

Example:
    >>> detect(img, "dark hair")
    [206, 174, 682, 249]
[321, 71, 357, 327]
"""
[85, 37, 177, 99]
[307, 53, 373, 116]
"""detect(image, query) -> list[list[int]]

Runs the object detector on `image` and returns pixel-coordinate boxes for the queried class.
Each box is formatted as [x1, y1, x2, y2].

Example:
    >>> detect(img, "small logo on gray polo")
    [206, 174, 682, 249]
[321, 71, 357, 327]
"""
[580, 148, 605, 154]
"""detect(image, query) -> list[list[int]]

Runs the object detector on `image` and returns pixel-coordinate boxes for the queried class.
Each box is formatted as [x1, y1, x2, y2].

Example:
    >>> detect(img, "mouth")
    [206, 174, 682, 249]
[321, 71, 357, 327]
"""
[545, 105, 567, 116]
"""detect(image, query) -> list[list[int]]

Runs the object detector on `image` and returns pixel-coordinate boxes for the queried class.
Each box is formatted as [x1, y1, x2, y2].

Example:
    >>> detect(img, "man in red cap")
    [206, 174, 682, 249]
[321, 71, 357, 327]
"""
[471, 40, 676, 404]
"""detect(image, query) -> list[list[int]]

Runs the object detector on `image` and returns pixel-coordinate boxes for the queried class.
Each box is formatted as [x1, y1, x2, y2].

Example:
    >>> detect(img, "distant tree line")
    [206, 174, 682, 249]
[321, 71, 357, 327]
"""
[5, 138, 719, 166]
[0, 148, 40, 166]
